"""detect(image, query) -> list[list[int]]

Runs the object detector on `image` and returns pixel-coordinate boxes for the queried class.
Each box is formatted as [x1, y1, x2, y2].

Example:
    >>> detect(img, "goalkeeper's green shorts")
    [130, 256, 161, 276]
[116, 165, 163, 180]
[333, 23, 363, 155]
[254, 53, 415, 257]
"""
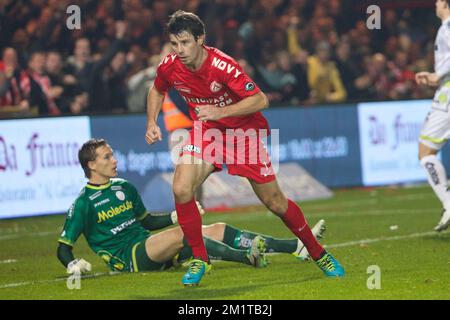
[130, 240, 173, 272]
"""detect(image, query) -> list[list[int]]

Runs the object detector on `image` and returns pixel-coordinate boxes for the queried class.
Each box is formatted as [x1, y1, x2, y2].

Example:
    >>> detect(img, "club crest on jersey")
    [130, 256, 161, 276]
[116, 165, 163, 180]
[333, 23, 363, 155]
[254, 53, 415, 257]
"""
[115, 191, 125, 201]
[210, 81, 222, 93]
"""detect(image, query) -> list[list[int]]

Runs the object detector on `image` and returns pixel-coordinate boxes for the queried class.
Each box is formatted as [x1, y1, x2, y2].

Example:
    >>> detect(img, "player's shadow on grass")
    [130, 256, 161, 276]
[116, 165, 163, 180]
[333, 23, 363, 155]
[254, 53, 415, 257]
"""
[132, 274, 322, 300]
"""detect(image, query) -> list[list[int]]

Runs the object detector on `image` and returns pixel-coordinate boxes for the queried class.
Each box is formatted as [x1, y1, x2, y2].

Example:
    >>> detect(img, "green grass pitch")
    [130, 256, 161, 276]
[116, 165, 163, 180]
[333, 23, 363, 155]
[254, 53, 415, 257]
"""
[0, 185, 449, 300]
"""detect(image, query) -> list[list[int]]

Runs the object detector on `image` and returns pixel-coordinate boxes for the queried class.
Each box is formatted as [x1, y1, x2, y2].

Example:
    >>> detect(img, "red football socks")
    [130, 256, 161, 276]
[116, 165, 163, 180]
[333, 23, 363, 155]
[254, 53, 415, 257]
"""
[175, 198, 209, 262]
[280, 199, 324, 260]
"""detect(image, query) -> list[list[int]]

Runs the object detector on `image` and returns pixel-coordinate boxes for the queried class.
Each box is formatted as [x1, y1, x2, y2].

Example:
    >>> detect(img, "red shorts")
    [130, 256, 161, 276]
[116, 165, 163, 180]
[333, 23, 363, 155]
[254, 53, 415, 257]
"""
[179, 123, 276, 184]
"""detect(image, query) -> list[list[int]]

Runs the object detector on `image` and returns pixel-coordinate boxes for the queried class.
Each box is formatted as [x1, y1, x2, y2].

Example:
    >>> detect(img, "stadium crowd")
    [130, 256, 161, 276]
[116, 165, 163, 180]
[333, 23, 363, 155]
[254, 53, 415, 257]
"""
[0, 0, 438, 117]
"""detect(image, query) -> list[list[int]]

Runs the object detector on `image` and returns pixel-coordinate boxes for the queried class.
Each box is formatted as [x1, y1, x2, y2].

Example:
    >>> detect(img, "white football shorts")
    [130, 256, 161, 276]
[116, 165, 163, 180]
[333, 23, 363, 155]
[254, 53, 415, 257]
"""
[420, 81, 450, 150]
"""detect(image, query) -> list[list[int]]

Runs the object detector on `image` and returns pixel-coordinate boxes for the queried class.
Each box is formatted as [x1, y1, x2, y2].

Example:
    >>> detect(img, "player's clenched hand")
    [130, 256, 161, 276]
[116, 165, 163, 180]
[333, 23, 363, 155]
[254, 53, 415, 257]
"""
[196, 105, 224, 121]
[426, 73, 440, 87]
[145, 124, 162, 144]
[196, 201, 206, 216]
[416, 72, 440, 87]
[415, 72, 431, 86]
[67, 258, 91, 274]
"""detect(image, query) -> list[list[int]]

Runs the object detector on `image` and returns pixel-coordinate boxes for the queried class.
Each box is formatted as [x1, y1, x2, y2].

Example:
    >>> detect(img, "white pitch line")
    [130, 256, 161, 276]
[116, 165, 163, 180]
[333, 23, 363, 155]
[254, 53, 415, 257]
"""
[0, 272, 116, 290]
[0, 231, 56, 241]
[0, 259, 17, 264]
[313, 208, 438, 218]
[0, 281, 32, 289]
[304, 192, 430, 210]
[325, 231, 439, 249]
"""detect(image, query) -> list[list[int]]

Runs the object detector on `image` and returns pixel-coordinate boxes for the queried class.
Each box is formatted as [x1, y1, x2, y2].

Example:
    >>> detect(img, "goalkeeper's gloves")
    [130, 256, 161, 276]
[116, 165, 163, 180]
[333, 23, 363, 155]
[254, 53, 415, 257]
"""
[67, 258, 92, 274]
[170, 201, 205, 224]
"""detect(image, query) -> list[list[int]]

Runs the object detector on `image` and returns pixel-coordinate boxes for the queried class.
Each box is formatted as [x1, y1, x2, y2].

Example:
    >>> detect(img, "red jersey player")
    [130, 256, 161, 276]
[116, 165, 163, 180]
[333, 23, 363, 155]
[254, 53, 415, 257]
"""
[145, 10, 344, 286]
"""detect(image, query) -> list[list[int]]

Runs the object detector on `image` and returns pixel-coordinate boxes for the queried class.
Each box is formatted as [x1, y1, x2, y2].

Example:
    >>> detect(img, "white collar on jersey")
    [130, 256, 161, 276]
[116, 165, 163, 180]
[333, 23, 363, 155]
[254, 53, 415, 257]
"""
[442, 16, 450, 25]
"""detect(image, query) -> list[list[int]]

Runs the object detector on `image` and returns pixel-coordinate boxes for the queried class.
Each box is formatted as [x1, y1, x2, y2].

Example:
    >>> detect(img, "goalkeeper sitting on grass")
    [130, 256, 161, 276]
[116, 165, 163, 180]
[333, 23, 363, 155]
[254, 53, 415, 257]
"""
[57, 138, 325, 274]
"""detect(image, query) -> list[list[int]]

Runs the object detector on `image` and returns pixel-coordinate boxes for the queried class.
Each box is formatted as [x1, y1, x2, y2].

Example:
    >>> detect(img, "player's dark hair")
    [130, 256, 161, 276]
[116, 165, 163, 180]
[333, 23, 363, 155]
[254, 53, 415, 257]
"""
[78, 138, 108, 178]
[167, 10, 205, 40]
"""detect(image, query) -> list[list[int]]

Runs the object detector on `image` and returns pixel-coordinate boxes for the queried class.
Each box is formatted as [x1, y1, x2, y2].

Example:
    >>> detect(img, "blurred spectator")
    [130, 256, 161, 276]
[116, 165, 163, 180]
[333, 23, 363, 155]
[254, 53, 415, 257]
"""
[127, 42, 172, 113]
[355, 53, 391, 101]
[45, 51, 78, 112]
[307, 41, 347, 104]
[388, 50, 416, 100]
[63, 37, 91, 115]
[25, 51, 61, 115]
[108, 51, 134, 111]
[0, 47, 30, 114]
[86, 20, 128, 113]
[64, 37, 93, 96]
[255, 51, 297, 103]
[290, 50, 310, 104]
[63, 21, 128, 114]
[334, 41, 360, 101]
[127, 54, 158, 113]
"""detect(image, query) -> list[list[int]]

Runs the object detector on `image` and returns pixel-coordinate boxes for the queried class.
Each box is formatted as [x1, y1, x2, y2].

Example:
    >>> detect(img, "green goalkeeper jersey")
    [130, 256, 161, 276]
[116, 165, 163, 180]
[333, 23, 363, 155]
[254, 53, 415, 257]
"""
[58, 178, 150, 272]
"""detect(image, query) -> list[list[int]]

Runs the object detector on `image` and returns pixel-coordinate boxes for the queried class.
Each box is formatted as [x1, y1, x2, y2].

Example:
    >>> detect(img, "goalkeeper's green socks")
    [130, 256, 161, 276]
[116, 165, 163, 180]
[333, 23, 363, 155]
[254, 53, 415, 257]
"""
[177, 236, 254, 265]
[222, 224, 297, 253]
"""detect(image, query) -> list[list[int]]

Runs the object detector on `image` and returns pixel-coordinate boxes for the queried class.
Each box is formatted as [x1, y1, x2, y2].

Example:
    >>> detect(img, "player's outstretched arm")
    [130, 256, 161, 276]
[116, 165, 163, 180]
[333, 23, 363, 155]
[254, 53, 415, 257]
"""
[57, 243, 91, 274]
[140, 212, 174, 230]
[140, 202, 206, 230]
[145, 86, 165, 144]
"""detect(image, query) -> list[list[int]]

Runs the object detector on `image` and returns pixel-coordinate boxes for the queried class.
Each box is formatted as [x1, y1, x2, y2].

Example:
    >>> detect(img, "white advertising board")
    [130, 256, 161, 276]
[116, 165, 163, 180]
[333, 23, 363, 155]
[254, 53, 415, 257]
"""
[358, 100, 432, 186]
[0, 117, 90, 218]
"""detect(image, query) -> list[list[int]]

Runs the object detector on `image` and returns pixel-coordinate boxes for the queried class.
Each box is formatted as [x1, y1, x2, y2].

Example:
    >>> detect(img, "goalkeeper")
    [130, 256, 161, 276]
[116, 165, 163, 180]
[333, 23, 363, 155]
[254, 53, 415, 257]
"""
[57, 138, 325, 274]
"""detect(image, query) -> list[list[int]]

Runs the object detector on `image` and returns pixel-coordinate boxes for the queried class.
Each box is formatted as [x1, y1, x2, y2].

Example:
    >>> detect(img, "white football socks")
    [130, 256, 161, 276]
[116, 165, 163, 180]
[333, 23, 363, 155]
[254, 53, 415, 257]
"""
[420, 154, 450, 208]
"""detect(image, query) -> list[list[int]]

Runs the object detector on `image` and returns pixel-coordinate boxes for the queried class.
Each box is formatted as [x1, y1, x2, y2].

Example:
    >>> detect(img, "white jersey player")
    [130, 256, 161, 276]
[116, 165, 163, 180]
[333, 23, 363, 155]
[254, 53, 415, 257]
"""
[416, 0, 450, 231]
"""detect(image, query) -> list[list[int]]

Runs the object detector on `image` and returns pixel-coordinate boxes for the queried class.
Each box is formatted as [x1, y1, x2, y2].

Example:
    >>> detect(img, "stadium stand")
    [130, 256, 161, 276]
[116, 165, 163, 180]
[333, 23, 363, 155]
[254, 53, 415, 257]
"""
[0, 0, 438, 117]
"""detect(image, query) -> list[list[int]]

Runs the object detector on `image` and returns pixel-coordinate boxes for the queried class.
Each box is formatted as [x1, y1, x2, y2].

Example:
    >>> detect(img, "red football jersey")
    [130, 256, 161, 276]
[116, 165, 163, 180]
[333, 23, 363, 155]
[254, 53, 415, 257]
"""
[154, 45, 269, 131]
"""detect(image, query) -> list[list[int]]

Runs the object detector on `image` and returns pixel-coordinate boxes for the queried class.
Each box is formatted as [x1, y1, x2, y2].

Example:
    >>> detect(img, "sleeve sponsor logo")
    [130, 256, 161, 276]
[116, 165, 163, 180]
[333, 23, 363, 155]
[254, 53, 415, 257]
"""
[68, 203, 75, 218]
[245, 82, 255, 91]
